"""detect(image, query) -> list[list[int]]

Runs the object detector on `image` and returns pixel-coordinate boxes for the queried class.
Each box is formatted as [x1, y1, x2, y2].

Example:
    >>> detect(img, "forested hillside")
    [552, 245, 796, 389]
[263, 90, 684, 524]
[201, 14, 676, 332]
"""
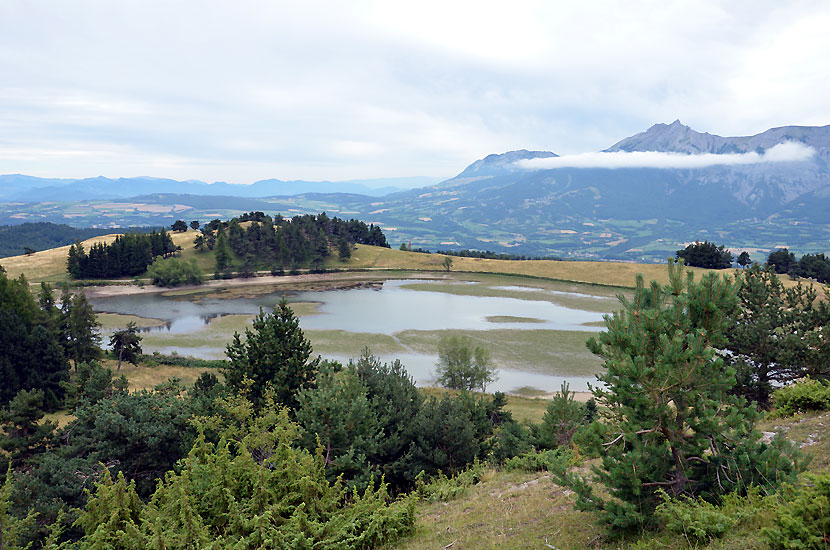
[66, 229, 178, 279]
[196, 212, 389, 276]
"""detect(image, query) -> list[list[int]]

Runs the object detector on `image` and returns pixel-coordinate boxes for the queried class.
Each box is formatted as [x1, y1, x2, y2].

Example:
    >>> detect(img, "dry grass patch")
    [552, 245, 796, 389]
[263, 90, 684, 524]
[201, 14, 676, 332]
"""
[504, 395, 553, 424]
[2, 229, 198, 284]
[116, 360, 219, 391]
[388, 469, 601, 550]
[758, 410, 830, 471]
[346, 245, 731, 288]
[42, 410, 75, 429]
[2, 234, 122, 283]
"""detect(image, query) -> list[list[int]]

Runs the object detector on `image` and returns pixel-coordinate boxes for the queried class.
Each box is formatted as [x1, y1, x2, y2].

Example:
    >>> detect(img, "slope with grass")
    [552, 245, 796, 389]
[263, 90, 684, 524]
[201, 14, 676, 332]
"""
[1, 227, 738, 290]
[388, 410, 830, 550]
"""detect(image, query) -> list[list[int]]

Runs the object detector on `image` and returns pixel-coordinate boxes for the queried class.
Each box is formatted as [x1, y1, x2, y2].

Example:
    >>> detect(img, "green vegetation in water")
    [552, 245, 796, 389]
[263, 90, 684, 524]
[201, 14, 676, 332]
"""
[485, 315, 546, 324]
[287, 301, 324, 316]
[139, 314, 256, 355]
[305, 329, 405, 357]
[398, 274, 620, 313]
[510, 386, 550, 397]
[396, 328, 602, 377]
[97, 312, 166, 330]
[303, 327, 602, 378]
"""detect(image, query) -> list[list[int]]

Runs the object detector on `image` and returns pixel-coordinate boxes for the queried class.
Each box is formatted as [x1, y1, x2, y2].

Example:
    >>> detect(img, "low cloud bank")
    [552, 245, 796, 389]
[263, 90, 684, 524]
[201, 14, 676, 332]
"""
[518, 142, 816, 170]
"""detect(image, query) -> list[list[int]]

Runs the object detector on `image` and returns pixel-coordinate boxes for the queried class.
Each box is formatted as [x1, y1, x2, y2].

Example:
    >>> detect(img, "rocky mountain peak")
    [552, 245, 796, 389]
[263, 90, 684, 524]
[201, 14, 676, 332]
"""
[454, 149, 558, 179]
[604, 120, 740, 154]
[605, 121, 830, 157]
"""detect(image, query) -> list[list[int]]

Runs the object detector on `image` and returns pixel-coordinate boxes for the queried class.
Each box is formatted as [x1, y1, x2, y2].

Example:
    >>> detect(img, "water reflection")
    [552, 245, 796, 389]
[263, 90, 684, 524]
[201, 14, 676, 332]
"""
[91, 280, 606, 335]
[293, 280, 604, 334]
[90, 279, 610, 392]
[135, 313, 231, 333]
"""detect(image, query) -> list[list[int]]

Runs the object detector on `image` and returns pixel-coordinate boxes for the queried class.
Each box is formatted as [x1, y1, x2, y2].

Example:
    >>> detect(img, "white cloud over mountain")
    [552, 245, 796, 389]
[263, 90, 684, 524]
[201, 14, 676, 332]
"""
[517, 142, 816, 170]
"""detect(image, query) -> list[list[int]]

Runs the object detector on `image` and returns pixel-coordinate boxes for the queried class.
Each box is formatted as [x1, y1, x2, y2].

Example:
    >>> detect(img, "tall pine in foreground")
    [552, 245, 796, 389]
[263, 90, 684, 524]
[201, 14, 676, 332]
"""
[223, 298, 319, 410]
[556, 259, 805, 534]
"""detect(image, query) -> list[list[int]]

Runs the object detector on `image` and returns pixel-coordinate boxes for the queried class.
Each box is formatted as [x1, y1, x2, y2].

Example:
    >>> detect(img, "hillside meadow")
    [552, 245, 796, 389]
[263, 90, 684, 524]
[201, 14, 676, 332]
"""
[1, 228, 741, 289]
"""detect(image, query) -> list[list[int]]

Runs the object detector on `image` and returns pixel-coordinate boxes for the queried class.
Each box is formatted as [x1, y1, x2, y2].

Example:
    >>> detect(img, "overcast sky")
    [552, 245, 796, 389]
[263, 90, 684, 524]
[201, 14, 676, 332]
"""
[1, 1, 828, 185]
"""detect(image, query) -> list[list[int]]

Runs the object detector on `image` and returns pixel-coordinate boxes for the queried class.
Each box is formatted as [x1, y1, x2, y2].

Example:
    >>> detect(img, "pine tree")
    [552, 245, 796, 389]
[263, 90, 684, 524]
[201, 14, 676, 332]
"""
[37, 282, 56, 311]
[337, 238, 352, 260]
[555, 259, 805, 534]
[296, 363, 381, 486]
[0, 272, 68, 409]
[726, 265, 830, 407]
[66, 291, 101, 369]
[223, 299, 320, 410]
[352, 349, 423, 490]
[24, 325, 68, 410]
[213, 226, 232, 277]
[110, 322, 143, 370]
[537, 381, 586, 448]
[66, 241, 84, 279]
[0, 389, 57, 469]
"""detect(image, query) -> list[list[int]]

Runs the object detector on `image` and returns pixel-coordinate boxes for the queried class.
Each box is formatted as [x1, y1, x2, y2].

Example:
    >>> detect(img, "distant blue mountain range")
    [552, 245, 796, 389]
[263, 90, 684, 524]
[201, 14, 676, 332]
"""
[0, 175, 442, 202]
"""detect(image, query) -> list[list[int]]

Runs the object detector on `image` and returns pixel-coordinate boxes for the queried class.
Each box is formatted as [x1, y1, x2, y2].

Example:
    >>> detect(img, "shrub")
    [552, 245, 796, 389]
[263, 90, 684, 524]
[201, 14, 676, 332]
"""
[772, 377, 830, 416]
[654, 489, 759, 544]
[764, 472, 830, 549]
[71, 394, 416, 549]
[487, 420, 533, 464]
[413, 461, 484, 503]
[504, 448, 574, 473]
[146, 256, 204, 287]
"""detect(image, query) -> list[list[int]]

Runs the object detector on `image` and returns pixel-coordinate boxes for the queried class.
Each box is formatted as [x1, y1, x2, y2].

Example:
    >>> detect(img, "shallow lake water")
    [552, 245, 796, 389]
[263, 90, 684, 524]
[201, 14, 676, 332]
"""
[293, 280, 604, 333]
[90, 279, 609, 392]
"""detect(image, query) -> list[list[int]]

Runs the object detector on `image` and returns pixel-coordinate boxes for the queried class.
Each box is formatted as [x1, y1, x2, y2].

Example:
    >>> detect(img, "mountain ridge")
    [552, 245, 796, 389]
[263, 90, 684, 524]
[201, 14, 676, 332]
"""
[2, 121, 828, 261]
[0, 175, 442, 202]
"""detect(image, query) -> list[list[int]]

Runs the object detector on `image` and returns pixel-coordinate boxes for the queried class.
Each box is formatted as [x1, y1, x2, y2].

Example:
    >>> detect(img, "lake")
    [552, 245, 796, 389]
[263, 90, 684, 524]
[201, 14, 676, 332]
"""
[90, 276, 616, 393]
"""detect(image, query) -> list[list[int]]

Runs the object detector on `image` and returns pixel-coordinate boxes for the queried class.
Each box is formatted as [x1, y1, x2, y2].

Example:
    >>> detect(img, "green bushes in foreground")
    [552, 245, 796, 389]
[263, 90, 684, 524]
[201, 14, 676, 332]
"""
[504, 448, 574, 473]
[653, 488, 765, 545]
[67, 394, 415, 549]
[627, 473, 830, 549]
[764, 471, 830, 549]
